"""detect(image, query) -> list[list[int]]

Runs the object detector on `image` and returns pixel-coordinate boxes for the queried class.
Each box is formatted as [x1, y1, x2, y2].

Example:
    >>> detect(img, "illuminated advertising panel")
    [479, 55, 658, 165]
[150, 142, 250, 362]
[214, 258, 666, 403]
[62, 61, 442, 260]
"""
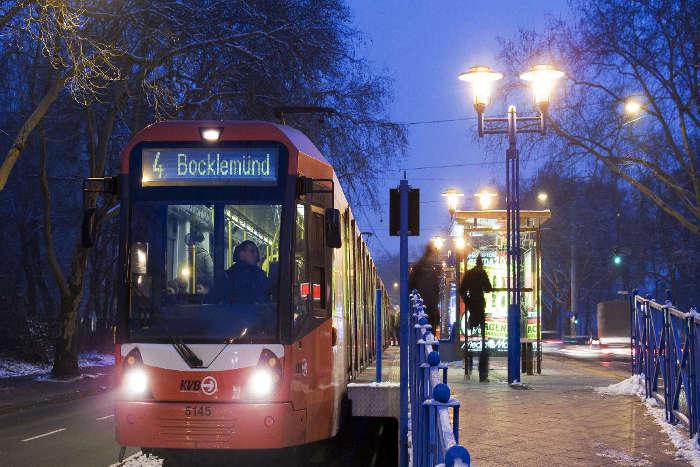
[141, 148, 278, 186]
[462, 248, 537, 352]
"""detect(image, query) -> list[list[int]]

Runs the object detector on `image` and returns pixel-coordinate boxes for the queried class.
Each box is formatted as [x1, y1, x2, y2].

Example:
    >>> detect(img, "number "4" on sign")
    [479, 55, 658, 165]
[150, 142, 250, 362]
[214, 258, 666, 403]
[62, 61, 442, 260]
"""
[152, 152, 164, 178]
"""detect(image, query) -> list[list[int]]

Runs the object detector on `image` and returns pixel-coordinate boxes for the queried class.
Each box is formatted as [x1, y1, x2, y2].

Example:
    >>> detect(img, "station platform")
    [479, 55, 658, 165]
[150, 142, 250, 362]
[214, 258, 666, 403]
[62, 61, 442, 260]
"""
[357, 346, 687, 466]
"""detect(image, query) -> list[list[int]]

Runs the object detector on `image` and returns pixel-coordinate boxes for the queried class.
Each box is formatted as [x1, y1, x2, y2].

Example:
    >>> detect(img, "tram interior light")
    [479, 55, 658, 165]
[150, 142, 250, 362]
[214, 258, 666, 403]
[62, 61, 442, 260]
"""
[200, 127, 222, 142]
[124, 368, 149, 396]
[248, 369, 274, 398]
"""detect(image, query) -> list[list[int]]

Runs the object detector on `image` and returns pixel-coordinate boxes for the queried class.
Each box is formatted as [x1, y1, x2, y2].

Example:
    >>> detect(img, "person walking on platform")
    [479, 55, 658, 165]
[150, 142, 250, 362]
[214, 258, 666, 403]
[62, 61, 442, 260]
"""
[408, 244, 440, 331]
[459, 254, 493, 382]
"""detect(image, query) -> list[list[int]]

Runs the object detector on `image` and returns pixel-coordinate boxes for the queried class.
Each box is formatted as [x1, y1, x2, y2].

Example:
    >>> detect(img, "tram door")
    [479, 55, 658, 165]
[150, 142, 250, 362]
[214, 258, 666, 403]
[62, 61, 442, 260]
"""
[292, 203, 333, 440]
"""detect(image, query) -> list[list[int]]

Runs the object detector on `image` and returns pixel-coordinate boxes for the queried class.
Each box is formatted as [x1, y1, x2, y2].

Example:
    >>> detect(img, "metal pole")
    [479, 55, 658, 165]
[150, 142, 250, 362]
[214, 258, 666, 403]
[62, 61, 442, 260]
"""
[375, 288, 382, 383]
[399, 176, 409, 467]
[507, 105, 521, 385]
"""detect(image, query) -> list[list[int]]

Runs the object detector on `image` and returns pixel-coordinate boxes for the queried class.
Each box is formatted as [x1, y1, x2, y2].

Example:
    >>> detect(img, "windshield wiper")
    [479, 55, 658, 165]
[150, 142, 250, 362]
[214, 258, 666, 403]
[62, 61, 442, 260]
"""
[170, 336, 204, 368]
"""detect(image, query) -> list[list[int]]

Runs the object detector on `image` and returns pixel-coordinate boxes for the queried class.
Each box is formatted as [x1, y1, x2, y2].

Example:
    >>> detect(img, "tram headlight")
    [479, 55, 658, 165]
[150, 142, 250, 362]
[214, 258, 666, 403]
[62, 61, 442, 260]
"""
[123, 368, 149, 396]
[248, 369, 274, 398]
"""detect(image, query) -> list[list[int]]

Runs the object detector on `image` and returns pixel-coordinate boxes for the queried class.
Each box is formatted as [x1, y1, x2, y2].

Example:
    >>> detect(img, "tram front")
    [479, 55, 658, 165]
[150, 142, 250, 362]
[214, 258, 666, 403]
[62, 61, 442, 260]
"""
[110, 121, 313, 452]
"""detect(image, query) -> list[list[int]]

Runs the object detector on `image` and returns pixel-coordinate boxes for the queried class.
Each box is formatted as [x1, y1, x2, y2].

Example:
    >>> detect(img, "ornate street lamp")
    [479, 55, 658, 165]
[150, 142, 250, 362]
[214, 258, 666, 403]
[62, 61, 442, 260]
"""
[458, 63, 563, 385]
[442, 188, 465, 216]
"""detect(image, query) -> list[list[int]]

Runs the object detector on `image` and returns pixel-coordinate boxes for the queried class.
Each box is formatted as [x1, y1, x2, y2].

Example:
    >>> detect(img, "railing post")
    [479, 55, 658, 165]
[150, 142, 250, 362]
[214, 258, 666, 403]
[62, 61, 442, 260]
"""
[630, 289, 639, 374]
[663, 305, 675, 424]
[687, 313, 697, 437]
[376, 288, 382, 383]
[644, 299, 652, 398]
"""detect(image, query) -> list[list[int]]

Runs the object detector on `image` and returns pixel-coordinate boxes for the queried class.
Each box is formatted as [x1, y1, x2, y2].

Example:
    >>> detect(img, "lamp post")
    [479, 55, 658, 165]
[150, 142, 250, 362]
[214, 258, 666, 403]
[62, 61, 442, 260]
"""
[459, 63, 563, 385]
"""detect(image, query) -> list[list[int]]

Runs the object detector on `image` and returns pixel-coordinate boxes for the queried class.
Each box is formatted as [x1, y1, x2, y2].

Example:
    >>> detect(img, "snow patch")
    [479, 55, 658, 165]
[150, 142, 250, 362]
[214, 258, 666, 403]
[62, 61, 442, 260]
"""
[0, 352, 114, 378]
[347, 381, 400, 388]
[121, 453, 163, 466]
[596, 374, 645, 397]
[643, 399, 700, 466]
[594, 443, 651, 466]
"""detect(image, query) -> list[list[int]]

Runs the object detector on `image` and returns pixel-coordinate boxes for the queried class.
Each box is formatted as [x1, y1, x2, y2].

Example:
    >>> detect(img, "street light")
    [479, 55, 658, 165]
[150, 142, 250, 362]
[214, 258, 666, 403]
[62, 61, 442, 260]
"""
[537, 192, 548, 203]
[431, 236, 445, 251]
[458, 62, 563, 385]
[442, 188, 465, 216]
[520, 64, 565, 113]
[454, 237, 466, 250]
[623, 98, 643, 116]
[458, 65, 503, 114]
[474, 190, 497, 210]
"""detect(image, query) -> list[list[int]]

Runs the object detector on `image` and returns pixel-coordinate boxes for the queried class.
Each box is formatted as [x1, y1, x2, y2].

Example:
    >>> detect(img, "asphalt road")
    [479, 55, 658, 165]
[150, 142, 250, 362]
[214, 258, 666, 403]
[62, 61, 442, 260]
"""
[0, 391, 138, 467]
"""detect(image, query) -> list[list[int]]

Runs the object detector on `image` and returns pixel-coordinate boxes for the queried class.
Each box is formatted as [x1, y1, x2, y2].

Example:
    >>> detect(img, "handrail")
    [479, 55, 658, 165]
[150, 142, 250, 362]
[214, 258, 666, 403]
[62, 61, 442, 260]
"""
[630, 290, 700, 440]
[409, 291, 471, 467]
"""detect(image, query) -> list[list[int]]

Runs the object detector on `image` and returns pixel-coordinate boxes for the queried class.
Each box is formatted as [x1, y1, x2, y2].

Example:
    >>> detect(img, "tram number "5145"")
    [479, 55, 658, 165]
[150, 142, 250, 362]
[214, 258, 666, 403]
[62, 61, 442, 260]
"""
[184, 406, 212, 417]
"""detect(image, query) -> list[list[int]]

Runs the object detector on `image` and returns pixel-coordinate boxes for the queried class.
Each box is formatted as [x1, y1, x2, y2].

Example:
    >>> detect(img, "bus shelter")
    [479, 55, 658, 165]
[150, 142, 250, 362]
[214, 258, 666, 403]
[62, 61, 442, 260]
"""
[450, 209, 550, 373]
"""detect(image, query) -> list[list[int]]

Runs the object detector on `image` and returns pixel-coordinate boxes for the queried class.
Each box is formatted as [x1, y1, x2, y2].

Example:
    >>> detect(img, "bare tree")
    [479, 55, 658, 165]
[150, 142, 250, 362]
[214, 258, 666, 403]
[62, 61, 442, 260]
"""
[0, 0, 405, 377]
[498, 0, 699, 235]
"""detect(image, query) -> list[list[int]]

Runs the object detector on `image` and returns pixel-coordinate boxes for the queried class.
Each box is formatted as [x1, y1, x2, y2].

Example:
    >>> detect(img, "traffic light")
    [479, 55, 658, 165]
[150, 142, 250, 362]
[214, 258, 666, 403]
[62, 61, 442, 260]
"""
[613, 254, 622, 266]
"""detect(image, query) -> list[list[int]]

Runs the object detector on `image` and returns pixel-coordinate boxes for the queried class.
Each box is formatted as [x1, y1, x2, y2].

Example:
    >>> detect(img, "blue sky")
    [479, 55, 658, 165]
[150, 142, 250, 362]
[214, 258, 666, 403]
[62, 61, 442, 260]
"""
[348, 0, 571, 260]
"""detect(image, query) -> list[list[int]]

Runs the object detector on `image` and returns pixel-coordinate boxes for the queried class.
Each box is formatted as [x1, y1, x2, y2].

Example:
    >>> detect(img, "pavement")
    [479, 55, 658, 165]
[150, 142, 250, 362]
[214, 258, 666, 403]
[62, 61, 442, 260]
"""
[449, 355, 686, 466]
[360, 345, 690, 466]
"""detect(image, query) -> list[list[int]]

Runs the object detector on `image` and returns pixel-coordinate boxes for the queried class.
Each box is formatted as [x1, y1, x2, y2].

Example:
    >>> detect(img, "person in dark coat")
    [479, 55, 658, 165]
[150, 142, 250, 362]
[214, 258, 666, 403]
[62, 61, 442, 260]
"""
[226, 240, 270, 304]
[408, 244, 441, 331]
[459, 254, 493, 381]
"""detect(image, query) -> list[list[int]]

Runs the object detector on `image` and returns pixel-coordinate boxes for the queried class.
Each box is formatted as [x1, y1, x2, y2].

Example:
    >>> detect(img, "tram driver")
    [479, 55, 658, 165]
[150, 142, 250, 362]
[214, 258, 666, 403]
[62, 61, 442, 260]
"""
[226, 240, 271, 304]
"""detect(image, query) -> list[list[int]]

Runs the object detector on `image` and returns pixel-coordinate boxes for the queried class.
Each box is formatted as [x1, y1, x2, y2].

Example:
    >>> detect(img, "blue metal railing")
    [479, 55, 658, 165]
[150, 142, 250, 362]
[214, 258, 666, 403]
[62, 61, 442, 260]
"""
[410, 291, 470, 467]
[631, 290, 700, 439]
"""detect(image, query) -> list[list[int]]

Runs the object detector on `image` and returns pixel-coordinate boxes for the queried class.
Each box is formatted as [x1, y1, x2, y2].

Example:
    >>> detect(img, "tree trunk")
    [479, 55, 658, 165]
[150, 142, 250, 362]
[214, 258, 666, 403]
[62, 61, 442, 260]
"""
[51, 247, 90, 378]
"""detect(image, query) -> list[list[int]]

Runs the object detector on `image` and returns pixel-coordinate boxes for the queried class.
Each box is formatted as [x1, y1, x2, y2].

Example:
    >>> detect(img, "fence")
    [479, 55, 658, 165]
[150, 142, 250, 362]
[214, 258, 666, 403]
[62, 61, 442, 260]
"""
[631, 290, 700, 439]
[409, 291, 470, 467]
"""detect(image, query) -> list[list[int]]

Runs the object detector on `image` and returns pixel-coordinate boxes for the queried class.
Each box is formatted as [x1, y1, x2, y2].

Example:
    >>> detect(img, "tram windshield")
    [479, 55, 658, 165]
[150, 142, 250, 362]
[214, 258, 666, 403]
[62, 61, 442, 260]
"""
[128, 203, 282, 342]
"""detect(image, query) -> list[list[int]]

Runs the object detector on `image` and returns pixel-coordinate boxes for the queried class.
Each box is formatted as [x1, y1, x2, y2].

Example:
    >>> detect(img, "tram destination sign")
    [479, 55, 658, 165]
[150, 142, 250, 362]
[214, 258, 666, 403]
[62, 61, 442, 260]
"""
[141, 148, 278, 186]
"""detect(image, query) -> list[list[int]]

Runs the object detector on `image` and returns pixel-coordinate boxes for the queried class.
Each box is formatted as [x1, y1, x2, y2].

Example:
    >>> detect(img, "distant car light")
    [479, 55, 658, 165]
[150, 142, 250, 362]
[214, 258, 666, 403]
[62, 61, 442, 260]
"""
[248, 369, 274, 398]
[200, 128, 222, 142]
[124, 368, 148, 396]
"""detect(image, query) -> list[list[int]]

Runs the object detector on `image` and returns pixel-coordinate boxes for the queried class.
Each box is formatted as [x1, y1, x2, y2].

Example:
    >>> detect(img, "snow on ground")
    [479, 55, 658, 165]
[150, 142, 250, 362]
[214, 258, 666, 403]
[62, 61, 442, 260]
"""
[594, 442, 652, 466]
[120, 453, 163, 467]
[595, 373, 645, 397]
[347, 381, 400, 387]
[0, 352, 114, 378]
[597, 375, 700, 466]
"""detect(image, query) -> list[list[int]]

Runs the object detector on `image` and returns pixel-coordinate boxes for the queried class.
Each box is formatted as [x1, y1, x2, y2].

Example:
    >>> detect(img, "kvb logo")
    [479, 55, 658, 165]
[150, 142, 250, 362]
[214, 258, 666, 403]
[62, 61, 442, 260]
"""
[201, 376, 218, 396]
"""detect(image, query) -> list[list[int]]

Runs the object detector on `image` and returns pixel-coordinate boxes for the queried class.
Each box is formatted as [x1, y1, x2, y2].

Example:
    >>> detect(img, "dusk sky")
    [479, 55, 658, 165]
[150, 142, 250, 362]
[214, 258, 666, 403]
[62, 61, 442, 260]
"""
[349, 0, 571, 261]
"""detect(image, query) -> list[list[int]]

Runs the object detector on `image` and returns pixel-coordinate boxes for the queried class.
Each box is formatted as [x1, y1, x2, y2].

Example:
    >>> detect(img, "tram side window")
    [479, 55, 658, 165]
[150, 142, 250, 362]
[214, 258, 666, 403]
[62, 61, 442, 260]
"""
[293, 204, 307, 324]
[309, 209, 326, 310]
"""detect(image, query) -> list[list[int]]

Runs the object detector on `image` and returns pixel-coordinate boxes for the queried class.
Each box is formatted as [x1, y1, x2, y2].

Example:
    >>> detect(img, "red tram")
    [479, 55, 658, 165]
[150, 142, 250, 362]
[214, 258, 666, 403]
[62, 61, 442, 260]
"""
[109, 121, 390, 454]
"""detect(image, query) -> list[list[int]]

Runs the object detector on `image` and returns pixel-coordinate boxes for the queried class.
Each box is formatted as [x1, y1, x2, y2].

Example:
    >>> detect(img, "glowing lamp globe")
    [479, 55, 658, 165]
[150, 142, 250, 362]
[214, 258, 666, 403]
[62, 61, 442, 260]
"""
[458, 66, 503, 112]
[520, 64, 564, 110]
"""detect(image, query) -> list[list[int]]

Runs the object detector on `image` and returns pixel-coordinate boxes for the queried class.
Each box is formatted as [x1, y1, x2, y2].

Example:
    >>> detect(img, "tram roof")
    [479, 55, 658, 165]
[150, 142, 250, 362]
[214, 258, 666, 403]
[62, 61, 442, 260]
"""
[120, 120, 328, 174]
